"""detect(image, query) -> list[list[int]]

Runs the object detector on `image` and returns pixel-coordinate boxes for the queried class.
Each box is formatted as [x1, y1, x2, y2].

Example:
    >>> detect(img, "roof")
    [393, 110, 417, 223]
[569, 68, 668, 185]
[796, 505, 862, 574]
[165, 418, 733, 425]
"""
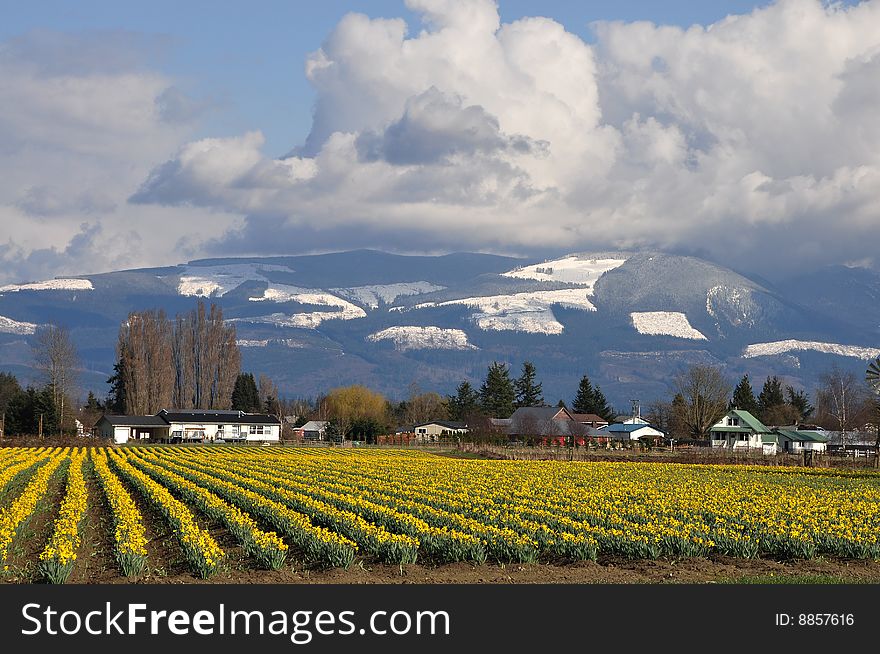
[606, 423, 662, 434]
[160, 410, 281, 425]
[301, 420, 328, 431]
[775, 429, 830, 443]
[99, 415, 168, 428]
[711, 426, 753, 433]
[729, 410, 771, 433]
[509, 406, 573, 421]
[413, 421, 468, 430]
[570, 413, 608, 423]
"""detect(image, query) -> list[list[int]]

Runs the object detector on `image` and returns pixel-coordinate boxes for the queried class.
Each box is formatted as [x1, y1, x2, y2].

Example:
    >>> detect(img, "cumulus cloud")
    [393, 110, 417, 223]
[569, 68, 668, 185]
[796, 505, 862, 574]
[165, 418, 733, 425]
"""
[6, 1, 880, 283]
[127, 0, 880, 277]
[0, 30, 242, 284]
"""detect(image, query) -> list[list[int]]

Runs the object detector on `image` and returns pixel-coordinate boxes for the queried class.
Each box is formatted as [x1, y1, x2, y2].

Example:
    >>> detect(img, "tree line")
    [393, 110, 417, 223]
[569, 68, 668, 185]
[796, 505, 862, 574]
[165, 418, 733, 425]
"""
[446, 360, 615, 423]
[107, 301, 240, 414]
[646, 365, 879, 442]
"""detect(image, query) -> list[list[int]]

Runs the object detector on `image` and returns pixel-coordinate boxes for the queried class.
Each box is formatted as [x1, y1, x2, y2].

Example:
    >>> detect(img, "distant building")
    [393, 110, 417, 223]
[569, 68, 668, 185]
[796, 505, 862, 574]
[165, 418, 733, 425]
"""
[301, 420, 330, 441]
[602, 422, 665, 442]
[709, 410, 774, 453]
[569, 413, 609, 428]
[412, 421, 468, 442]
[95, 408, 281, 444]
[95, 415, 170, 444]
[708, 410, 829, 455]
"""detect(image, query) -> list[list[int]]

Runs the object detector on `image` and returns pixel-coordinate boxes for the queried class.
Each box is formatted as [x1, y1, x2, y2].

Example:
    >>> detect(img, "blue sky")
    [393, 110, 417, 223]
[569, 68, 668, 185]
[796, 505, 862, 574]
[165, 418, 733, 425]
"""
[1, 0, 877, 282]
[2, 0, 815, 157]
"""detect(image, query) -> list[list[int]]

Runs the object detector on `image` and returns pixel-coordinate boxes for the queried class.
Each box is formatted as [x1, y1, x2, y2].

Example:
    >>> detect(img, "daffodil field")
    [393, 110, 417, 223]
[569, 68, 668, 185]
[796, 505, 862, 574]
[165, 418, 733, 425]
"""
[0, 446, 879, 582]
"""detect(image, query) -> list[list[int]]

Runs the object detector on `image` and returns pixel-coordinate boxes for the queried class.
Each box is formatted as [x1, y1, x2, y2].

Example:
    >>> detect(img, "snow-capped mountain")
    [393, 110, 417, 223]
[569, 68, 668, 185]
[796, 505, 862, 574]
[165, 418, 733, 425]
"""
[0, 249, 876, 407]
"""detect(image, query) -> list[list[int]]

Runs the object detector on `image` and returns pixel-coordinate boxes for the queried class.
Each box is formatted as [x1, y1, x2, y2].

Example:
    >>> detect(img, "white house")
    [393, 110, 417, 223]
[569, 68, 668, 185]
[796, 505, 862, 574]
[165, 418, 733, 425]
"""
[159, 409, 281, 443]
[709, 410, 775, 453]
[412, 421, 468, 443]
[772, 428, 829, 454]
[301, 420, 329, 441]
[95, 415, 169, 444]
[602, 423, 665, 441]
[96, 409, 281, 444]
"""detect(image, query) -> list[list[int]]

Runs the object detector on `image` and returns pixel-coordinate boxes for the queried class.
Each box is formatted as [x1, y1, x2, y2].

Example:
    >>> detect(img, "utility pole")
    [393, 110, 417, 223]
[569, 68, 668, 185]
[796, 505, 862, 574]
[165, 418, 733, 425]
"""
[38, 413, 43, 439]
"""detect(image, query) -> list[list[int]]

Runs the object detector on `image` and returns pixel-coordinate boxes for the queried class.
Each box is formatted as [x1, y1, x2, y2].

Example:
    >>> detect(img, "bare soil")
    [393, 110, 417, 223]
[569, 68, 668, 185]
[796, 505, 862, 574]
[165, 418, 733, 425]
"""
[55, 554, 880, 585]
[1, 461, 67, 583]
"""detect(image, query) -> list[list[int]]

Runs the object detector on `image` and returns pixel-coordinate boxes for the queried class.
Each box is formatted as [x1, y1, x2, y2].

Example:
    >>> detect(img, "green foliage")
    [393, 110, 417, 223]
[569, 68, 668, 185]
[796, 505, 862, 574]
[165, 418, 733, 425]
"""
[105, 360, 127, 414]
[785, 386, 814, 420]
[231, 373, 261, 412]
[479, 362, 515, 418]
[514, 361, 544, 408]
[758, 375, 785, 419]
[572, 375, 595, 414]
[572, 375, 614, 421]
[447, 381, 480, 421]
[731, 375, 759, 414]
[0, 372, 22, 416]
[3, 385, 59, 435]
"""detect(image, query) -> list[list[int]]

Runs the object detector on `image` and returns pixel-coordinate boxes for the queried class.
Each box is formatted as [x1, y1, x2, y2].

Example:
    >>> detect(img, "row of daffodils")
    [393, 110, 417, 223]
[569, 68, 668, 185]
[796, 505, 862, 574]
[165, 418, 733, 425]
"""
[0, 446, 878, 581]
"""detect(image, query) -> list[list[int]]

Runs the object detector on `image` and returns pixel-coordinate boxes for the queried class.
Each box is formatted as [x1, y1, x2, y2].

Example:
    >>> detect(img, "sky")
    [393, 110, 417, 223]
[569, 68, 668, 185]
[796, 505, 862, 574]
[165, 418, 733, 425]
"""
[1, 0, 877, 284]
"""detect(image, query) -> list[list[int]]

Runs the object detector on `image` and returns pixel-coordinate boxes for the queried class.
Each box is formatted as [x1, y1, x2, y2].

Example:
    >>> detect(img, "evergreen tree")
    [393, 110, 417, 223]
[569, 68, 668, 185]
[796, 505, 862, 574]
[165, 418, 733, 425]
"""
[447, 381, 480, 421]
[670, 393, 688, 438]
[231, 373, 261, 412]
[557, 399, 567, 408]
[84, 391, 103, 412]
[4, 386, 58, 436]
[106, 360, 127, 414]
[592, 386, 614, 422]
[785, 386, 814, 421]
[479, 362, 516, 418]
[572, 375, 596, 414]
[758, 376, 785, 420]
[514, 361, 544, 408]
[731, 374, 760, 414]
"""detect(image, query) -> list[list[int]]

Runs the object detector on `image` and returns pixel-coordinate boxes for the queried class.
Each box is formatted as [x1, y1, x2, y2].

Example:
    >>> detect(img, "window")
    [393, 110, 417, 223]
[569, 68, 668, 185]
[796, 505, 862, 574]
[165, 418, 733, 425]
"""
[253, 425, 264, 435]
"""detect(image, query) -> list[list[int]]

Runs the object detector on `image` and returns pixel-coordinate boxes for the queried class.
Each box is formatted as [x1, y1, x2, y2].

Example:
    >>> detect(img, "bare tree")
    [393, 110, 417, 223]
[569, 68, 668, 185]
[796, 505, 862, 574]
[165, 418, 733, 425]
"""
[117, 309, 173, 414]
[673, 365, 732, 438]
[33, 324, 79, 436]
[172, 301, 240, 409]
[815, 366, 868, 444]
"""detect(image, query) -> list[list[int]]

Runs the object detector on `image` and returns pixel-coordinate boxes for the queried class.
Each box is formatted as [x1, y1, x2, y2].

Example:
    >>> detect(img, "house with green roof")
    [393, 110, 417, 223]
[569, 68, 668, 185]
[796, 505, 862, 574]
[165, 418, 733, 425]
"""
[709, 410, 776, 455]
[710, 410, 831, 455]
[773, 428, 829, 453]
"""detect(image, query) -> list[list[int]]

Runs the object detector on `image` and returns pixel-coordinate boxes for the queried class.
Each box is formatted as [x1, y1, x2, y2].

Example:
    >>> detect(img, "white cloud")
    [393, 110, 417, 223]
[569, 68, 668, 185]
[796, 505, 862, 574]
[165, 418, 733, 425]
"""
[0, 30, 242, 284]
[6, 1, 880, 283]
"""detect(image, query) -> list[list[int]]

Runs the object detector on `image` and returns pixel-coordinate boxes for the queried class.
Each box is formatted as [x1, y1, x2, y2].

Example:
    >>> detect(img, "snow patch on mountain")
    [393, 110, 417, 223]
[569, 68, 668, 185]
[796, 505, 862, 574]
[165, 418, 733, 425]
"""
[502, 256, 627, 287]
[236, 338, 305, 348]
[412, 288, 598, 334]
[743, 340, 880, 360]
[630, 312, 707, 340]
[0, 315, 39, 335]
[333, 282, 446, 309]
[0, 278, 93, 293]
[232, 305, 366, 330]
[366, 326, 477, 352]
[706, 285, 758, 327]
[177, 263, 291, 297]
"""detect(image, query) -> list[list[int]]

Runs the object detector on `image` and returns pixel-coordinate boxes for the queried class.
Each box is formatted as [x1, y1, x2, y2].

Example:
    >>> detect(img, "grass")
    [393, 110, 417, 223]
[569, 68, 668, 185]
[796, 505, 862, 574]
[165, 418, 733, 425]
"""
[719, 574, 877, 585]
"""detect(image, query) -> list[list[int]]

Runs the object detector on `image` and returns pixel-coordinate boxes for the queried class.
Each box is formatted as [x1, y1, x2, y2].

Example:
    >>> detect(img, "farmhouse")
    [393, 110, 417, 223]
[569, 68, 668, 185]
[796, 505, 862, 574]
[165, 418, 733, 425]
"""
[709, 410, 774, 453]
[95, 409, 281, 444]
[95, 415, 170, 443]
[602, 422, 665, 442]
[301, 420, 330, 441]
[772, 428, 829, 454]
[412, 421, 468, 443]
